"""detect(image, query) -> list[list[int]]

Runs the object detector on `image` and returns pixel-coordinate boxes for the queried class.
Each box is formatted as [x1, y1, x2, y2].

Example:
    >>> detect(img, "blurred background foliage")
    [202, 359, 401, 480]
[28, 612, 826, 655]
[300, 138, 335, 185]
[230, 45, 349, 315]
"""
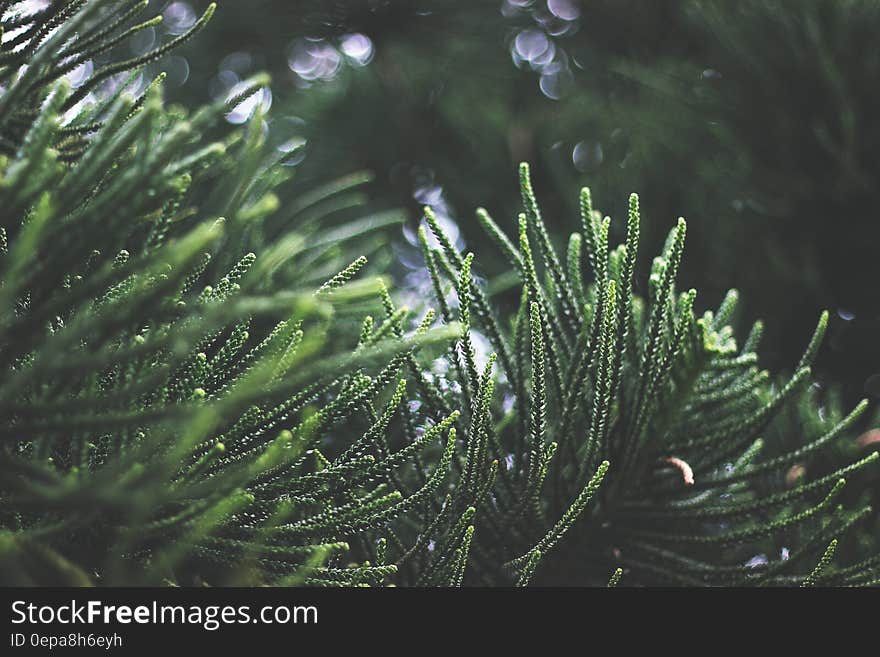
[145, 0, 879, 405]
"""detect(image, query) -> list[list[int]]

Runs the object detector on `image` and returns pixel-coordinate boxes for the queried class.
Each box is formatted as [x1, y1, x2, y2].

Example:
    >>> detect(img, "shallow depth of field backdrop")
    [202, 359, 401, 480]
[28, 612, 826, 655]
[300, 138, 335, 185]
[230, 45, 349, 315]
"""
[164, 0, 880, 404]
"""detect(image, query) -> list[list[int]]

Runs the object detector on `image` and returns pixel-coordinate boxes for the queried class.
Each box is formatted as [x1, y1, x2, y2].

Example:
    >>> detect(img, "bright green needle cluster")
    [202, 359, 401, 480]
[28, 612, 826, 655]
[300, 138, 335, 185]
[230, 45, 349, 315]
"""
[0, 0, 456, 586]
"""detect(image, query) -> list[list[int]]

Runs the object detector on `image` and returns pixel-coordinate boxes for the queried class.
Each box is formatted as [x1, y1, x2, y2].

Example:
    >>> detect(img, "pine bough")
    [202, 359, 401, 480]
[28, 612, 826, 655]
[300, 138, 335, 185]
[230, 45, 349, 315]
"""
[0, 0, 456, 586]
[399, 163, 880, 586]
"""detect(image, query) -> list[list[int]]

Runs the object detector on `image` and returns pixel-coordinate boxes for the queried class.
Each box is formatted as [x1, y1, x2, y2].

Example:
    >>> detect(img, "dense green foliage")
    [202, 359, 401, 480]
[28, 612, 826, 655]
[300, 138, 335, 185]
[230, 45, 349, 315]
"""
[0, 0, 455, 586]
[1, 1, 878, 587]
[397, 165, 879, 585]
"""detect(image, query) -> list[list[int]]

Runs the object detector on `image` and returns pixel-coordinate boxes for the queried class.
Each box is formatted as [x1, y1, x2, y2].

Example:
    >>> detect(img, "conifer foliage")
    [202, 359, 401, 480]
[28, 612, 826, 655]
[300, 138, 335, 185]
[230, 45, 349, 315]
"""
[0, 0, 456, 586]
[1, 1, 878, 588]
[402, 163, 880, 586]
